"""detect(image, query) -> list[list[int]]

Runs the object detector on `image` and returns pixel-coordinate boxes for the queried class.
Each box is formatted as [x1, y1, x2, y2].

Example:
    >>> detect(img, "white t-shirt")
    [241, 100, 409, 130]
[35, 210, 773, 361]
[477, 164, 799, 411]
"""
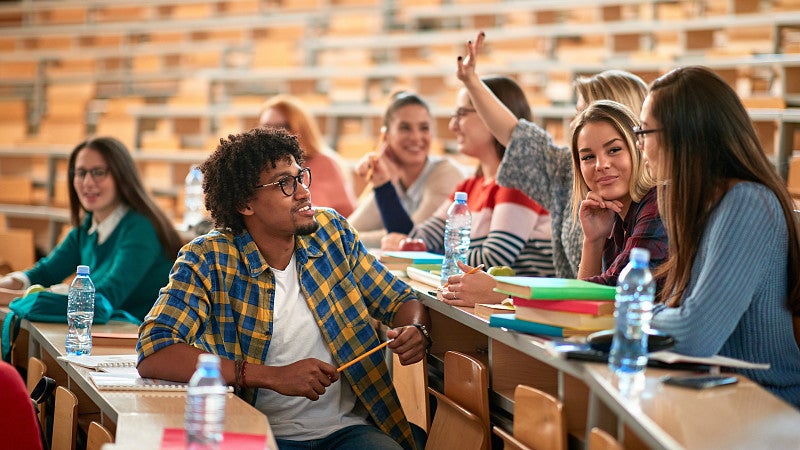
[253, 255, 368, 440]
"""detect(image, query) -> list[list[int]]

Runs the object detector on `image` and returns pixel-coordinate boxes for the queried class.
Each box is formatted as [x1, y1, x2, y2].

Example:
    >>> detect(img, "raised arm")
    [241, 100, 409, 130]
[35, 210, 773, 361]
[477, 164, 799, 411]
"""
[456, 31, 518, 147]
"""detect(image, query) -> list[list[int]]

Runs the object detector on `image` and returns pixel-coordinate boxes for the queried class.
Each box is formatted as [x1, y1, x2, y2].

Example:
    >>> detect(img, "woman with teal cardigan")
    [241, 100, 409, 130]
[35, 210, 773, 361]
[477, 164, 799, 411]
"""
[0, 137, 183, 321]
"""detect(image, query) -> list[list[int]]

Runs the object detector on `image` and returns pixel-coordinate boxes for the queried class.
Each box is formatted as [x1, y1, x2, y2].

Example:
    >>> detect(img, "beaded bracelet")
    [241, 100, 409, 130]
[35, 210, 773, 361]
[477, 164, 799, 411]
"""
[234, 359, 244, 395]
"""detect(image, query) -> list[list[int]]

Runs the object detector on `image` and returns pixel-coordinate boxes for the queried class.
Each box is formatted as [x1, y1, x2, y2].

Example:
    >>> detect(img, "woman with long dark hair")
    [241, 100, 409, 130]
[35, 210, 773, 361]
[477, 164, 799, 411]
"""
[642, 66, 800, 407]
[0, 136, 182, 320]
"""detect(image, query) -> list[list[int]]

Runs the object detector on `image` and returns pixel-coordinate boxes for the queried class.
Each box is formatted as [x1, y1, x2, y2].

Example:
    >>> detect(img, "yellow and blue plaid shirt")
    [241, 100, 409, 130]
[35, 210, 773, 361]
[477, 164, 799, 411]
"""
[137, 208, 418, 449]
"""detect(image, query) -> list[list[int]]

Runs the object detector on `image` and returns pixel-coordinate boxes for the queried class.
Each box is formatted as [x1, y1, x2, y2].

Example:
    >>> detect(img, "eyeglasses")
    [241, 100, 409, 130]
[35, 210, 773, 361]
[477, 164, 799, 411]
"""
[254, 167, 312, 197]
[71, 167, 110, 181]
[633, 126, 662, 147]
[450, 107, 477, 120]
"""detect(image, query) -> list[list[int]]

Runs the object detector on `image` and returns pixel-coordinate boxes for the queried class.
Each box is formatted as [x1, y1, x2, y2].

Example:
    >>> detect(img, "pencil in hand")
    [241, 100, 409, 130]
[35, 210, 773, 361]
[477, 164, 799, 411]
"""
[337, 339, 394, 373]
[442, 264, 485, 289]
[365, 129, 385, 182]
[365, 154, 377, 182]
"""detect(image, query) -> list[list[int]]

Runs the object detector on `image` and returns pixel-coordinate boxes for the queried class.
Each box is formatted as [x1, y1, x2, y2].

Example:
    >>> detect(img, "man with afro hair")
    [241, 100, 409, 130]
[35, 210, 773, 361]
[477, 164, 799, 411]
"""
[137, 127, 429, 449]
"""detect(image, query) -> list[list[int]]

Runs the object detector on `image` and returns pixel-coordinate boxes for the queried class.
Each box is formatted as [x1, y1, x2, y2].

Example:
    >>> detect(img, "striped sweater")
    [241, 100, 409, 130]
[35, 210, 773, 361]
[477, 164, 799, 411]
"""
[409, 176, 555, 277]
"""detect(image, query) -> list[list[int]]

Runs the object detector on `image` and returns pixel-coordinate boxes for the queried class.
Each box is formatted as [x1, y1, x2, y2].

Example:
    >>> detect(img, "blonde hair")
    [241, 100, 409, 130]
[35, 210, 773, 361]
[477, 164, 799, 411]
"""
[569, 100, 655, 219]
[574, 70, 648, 116]
[259, 95, 330, 158]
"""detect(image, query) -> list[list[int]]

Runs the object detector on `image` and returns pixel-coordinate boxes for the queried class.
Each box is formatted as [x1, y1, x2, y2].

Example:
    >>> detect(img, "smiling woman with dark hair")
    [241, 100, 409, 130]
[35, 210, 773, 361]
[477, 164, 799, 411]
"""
[0, 136, 182, 320]
[349, 91, 466, 248]
[641, 66, 800, 407]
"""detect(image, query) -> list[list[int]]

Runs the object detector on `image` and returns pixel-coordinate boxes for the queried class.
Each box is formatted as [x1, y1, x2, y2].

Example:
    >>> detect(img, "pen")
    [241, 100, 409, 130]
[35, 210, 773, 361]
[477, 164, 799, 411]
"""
[442, 264, 485, 289]
[337, 339, 394, 372]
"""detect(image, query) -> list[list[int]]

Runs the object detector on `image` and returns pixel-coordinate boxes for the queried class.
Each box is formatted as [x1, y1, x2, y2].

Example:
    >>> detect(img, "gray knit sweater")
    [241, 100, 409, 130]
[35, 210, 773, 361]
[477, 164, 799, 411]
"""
[652, 182, 800, 408]
[497, 119, 582, 278]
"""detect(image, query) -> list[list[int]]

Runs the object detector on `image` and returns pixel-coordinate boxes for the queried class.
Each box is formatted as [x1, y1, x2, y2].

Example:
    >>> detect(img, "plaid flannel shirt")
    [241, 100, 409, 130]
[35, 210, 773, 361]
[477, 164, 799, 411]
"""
[137, 208, 418, 449]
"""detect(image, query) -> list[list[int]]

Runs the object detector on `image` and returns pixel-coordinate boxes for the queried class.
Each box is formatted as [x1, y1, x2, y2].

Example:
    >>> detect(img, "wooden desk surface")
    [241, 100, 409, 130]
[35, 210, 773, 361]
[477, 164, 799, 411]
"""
[584, 364, 800, 450]
[19, 318, 276, 450]
[404, 281, 800, 450]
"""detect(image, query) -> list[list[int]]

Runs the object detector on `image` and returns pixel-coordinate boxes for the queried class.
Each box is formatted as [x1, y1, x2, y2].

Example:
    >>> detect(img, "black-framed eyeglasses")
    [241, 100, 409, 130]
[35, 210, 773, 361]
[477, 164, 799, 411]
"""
[450, 107, 477, 120]
[71, 167, 110, 181]
[633, 126, 662, 147]
[254, 167, 311, 197]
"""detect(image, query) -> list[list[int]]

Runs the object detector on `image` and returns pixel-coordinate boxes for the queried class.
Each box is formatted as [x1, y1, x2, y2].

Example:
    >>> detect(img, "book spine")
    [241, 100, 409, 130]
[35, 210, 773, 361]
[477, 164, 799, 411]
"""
[488, 313, 566, 337]
[514, 307, 614, 331]
[512, 297, 611, 315]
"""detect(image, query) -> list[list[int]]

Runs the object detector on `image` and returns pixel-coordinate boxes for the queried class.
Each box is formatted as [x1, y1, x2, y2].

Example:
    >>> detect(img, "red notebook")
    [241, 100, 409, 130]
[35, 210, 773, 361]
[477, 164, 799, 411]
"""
[160, 428, 268, 450]
[512, 297, 614, 315]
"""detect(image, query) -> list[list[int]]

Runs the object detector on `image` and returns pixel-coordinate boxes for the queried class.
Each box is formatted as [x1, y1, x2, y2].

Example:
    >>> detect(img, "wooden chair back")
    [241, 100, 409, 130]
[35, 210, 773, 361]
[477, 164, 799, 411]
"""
[588, 427, 624, 450]
[26, 356, 47, 394]
[493, 385, 567, 450]
[443, 351, 490, 428]
[52, 386, 78, 450]
[425, 388, 488, 450]
[26, 356, 48, 435]
[392, 352, 430, 431]
[0, 228, 35, 273]
[425, 351, 490, 450]
[86, 421, 114, 450]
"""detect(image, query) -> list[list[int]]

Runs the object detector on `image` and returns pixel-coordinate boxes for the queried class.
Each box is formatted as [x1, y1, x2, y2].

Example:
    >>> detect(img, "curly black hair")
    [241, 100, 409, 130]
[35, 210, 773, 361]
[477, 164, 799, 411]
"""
[200, 127, 304, 234]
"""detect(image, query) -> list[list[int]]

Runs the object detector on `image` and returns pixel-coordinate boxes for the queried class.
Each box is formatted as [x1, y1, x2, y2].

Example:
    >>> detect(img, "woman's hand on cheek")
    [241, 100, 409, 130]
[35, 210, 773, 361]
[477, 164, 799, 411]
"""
[579, 191, 617, 243]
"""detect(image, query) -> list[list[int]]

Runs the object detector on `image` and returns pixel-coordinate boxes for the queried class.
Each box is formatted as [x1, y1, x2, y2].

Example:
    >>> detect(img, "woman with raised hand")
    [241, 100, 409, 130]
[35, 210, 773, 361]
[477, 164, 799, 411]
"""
[259, 95, 357, 216]
[642, 66, 800, 407]
[349, 91, 465, 248]
[0, 137, 182, 321]
[381, 77, 556, 283]
[456, 31, 648, 278]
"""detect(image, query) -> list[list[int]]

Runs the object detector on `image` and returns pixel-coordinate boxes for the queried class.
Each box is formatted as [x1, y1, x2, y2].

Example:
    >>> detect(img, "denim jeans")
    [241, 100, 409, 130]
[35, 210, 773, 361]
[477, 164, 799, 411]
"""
[275, 423, 427, 450]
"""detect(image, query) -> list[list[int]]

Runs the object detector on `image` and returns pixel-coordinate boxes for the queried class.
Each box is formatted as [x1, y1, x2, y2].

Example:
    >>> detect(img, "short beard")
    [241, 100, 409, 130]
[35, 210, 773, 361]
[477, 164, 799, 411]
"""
[296, 221, 320, 236]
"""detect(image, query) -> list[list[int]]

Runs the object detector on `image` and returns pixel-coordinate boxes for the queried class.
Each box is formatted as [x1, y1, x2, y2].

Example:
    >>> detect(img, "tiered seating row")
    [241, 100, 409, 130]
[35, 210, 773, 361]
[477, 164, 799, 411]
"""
[0, 0, 798, 238]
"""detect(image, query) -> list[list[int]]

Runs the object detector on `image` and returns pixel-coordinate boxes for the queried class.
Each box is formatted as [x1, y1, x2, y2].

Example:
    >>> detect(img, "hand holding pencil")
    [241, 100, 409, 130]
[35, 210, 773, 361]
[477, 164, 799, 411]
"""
[439, 262, 505, 307]
[337, 339, 394, 372]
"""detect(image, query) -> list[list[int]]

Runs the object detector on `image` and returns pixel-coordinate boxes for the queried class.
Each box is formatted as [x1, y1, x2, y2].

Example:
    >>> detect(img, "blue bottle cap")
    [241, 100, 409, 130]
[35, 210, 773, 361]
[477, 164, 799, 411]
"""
[630, 248, 650, 264]
[454, 192, 467, 202]
[76, 265, 90, 275]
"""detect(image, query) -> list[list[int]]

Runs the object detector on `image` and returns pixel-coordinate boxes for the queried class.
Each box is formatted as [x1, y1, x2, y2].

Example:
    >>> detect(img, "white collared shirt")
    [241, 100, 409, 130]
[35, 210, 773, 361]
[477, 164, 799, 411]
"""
[88, 204, 129, 245]
[7, 203, 130, 289]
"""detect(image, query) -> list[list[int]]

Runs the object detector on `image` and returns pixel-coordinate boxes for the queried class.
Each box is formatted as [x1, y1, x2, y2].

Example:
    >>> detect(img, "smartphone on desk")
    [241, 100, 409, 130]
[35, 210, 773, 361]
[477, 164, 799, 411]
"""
[661, 374, 738, 390]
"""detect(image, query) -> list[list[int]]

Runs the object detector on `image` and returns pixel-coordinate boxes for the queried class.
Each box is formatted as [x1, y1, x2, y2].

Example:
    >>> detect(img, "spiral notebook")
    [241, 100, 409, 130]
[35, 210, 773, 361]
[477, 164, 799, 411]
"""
[58, 354, 138, 371]
[89, 371, 190, 392]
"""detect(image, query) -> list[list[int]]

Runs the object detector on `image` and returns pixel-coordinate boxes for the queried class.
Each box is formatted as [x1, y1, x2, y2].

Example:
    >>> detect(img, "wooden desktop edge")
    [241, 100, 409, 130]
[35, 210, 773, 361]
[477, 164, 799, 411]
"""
[0, 310, 277, 449]
[402, 277, 800, 450]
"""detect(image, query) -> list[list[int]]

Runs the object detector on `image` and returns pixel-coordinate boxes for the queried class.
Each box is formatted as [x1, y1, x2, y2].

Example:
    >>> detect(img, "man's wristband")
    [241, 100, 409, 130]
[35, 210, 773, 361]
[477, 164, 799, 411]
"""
[411, 323, 432, 350]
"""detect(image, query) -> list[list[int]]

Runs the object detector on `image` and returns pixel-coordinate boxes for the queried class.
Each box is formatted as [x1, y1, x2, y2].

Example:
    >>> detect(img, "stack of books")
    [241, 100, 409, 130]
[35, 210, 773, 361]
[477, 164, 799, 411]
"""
[378, 251, 444, 272]
[487, 277, 617, 338]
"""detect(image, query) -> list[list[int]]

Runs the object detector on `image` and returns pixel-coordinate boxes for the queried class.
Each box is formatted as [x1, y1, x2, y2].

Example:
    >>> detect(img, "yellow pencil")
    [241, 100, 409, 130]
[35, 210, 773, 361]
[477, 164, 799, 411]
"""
[365, 154, 377, 182]
[443, 264, 485, 289]
[365, 129, 385, 182]
[337, 339, 394, 372]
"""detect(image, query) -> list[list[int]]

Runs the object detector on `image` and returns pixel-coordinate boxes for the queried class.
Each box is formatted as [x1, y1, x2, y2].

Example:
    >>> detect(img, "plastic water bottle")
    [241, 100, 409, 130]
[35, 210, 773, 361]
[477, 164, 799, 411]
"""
[440, 191, 471, 286]
[185, 353, 227, 449]
[65, 265, 95, 356]
[184, 164, 204, 229]
[608, 248, 655, 375]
